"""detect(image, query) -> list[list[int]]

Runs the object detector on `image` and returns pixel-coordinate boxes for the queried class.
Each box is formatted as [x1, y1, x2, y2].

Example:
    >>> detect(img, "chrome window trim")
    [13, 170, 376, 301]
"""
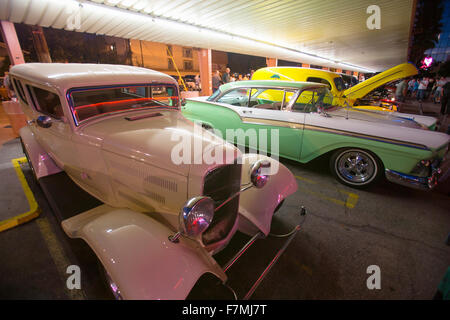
[67, 83, 180, 127]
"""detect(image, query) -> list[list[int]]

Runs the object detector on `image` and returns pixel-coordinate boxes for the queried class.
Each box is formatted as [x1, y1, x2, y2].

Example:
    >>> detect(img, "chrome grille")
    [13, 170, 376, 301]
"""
[202, 164, 242, 246]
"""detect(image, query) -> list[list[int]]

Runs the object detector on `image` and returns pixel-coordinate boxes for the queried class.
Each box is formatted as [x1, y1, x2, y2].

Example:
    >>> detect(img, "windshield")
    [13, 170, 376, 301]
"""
[69, 84, 179, 124]
[292, 87, 338, 113]
[214, 86, 296, 110]
[341, 74, 358, 88]
[207, 88, 221, 101]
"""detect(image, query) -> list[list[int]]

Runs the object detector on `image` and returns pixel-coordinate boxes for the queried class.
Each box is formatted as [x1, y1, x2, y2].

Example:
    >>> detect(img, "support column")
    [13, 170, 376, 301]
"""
[266, 57, 278, 67]
[0, 20, 25, 65]
[31, 26, 52, 63]
[198, 48, 212, 96]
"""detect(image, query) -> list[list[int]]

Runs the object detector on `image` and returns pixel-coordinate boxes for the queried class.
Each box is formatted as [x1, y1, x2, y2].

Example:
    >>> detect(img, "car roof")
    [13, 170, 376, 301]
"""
[253, 66, 342, 77]
[220, 79, 328, 91]
[10, 63, 177, 92]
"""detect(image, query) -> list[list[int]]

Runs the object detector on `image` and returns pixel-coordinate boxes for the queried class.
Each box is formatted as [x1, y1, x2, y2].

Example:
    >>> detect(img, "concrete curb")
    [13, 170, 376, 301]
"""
[0, 157, 40, 232]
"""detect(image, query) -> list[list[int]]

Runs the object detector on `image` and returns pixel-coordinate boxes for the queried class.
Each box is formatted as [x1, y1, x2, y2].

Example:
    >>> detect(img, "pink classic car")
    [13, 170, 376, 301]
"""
[10, 63, 299, 299]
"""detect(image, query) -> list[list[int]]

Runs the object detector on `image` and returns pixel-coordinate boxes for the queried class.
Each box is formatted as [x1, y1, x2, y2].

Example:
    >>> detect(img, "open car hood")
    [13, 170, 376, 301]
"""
[343, 63, 418, 103]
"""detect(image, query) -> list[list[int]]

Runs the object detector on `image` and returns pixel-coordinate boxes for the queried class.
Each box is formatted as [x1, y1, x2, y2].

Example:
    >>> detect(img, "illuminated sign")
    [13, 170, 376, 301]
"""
[420, 56, 433, 69]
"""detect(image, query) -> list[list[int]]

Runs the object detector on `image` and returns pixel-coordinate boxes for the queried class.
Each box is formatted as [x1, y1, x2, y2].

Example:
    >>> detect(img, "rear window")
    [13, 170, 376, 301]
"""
[69, 84, 179, 124]
[306, 77, 332, 90]
[333, 77, 346, 91]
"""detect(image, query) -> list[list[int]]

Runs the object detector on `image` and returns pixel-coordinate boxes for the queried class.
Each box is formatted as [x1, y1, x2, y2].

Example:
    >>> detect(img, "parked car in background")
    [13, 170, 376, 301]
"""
[251, 63, 421, 116]
[183, 80, 450, 189]
[11, 63, 299, 300]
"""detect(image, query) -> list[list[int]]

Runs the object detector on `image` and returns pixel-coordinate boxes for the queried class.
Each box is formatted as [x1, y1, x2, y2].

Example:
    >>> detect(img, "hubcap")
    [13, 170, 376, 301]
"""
[336, 150, 376, 184]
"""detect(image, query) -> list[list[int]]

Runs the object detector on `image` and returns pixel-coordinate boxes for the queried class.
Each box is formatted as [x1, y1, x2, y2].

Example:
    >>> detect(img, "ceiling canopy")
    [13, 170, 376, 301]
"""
[0, 0, 415, 72]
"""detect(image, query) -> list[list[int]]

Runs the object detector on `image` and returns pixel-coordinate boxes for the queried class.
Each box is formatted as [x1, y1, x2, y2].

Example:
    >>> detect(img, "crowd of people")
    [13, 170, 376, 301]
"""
[179, 67, 255, 92]
[212, 67, 255, 92]
[396, 76, 448, 104]
[395, 75, 450, 126]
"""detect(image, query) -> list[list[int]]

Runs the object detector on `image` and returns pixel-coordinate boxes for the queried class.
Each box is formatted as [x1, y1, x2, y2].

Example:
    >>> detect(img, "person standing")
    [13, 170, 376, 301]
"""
[434, 77, 446, 103]
[222, 67, 231, 84]
[412, 78, 419, 98]
[194, 74, 201, 91]
[212, 70, 221, 93]
[395, 79, 407, 102]
[425, 77, 435, 100]
[407, 78, 415, 96]
[417, 77, 428, 102]
[439, 80, 450, 127]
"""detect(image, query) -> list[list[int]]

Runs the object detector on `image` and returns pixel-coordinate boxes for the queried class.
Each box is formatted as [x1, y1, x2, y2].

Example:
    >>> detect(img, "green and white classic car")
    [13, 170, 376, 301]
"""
[182, 80, 450, 189]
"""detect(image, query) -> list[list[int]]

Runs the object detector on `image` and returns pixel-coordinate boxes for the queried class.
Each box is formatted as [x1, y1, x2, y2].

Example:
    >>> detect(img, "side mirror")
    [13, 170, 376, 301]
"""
[36, 115, 52, 128]
[181, 98, 187, 106]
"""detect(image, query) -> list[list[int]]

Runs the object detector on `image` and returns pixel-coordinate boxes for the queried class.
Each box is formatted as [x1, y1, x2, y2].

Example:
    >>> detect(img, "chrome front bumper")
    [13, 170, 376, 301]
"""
[385, 154, 450, 190]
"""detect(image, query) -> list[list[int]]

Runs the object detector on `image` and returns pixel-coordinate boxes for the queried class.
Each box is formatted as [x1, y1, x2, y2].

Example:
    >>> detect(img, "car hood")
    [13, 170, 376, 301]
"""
[318, 108, 449, 150]
[78, 109, 238, 177]
[328, 107, 426, 129]
[343, 63, 418, 103]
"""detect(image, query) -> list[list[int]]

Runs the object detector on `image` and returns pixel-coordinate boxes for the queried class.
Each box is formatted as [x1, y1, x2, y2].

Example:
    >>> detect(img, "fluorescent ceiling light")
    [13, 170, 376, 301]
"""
[13, 0, 377, 72]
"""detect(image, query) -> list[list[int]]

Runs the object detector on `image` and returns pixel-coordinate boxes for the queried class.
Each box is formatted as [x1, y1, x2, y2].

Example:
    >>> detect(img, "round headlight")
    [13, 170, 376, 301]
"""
[179, 196, 214, 238]
[250, 159, 271, 189]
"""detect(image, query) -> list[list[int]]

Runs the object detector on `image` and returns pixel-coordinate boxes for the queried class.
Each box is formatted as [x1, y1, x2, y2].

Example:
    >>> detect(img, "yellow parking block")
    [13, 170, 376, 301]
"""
[0, 157, 40, 232]
[339, 190, 359, 209]
[295, 175, 317, 184]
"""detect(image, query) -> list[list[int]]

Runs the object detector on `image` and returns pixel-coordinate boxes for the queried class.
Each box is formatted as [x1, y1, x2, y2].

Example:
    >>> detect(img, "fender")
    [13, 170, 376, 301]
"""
[238, 154, 297, 236]
[61, 204, 226, 300]
[19, 126, 62, 179]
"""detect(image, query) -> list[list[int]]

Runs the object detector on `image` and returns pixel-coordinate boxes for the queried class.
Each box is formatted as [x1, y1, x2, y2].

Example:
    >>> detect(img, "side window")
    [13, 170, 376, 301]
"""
[292, 89, 318, 113]
[249, 88, 295, 110]
[292, 88, 335, 113]
[29, 86, 64, 119]
[12, 78, 28, 104]
[306, 77, 332, 90]
[217, 88, 250, 107]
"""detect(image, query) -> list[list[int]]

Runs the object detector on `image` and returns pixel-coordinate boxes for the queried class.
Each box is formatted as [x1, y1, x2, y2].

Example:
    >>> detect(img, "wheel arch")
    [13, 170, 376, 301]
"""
[61, 204, 227, 300]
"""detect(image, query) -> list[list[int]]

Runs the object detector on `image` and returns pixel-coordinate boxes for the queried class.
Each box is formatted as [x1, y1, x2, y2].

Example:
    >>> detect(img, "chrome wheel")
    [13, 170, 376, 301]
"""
[333, 149, 379, 186]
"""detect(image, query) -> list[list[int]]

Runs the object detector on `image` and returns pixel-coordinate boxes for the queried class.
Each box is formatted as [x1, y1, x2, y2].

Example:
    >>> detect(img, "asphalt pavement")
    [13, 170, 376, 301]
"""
[0, 98, 449, 299]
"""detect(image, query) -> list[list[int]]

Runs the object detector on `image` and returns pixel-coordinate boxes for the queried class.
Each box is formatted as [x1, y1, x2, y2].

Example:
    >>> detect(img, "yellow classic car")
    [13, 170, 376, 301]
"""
[251, 63, 418, 113]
